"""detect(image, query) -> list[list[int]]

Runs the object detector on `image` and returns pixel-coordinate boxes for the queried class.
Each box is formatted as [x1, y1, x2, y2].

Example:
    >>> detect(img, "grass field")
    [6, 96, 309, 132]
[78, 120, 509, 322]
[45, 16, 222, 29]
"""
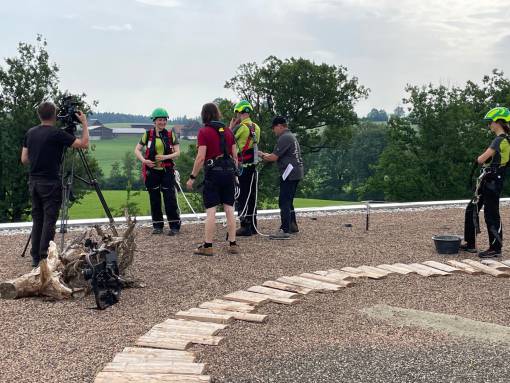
[91, 136, 195, 177]
[68, 190, 356, 219]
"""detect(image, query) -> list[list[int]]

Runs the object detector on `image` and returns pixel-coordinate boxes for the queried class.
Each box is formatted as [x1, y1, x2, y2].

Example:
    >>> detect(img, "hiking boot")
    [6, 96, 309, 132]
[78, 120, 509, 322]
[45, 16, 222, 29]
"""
[193, 245, 214, 256]
[152, 227, 163, 235]
[228, 244, 241, 254]
[478, 248, 502, 258]
[236, 226, 252, 237]
[269, 229, 291, 240]
[168, 228, 179, 236]
[31, 257, 40, 268]
[290, 222, 299, 234]
[459, 243, 477, 253]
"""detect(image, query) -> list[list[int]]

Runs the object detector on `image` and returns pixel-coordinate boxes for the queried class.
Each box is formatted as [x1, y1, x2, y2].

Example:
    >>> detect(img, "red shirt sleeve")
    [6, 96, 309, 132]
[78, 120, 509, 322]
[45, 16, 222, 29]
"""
[197, 128, 207, 147]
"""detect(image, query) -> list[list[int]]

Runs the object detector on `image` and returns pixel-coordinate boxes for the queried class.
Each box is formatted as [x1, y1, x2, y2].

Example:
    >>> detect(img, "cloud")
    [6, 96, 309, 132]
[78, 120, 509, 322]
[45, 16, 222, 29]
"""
[91, 23, 133, 32]
[135, 0, 180, 7]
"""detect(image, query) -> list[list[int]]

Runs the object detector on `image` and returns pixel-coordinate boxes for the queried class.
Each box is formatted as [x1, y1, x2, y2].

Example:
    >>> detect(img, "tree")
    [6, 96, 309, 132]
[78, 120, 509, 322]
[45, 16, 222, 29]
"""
[363, 70, 510, 202]
[0, 35, 59, 221]
[366, 108, 388, 122]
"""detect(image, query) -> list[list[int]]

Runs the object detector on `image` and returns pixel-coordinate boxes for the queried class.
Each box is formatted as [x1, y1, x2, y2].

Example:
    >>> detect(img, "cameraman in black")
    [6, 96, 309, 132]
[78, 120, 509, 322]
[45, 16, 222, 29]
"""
[21, 101, 89, 267]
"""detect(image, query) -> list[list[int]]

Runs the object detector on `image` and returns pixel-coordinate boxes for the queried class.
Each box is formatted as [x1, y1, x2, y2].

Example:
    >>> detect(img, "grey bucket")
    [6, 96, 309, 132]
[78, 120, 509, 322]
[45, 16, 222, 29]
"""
[432, 235, 461, 255]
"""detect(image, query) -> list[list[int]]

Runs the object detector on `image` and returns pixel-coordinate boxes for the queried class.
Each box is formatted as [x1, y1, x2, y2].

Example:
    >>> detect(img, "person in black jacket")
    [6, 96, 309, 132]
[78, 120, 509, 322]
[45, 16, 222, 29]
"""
[21, 101, 89, 267]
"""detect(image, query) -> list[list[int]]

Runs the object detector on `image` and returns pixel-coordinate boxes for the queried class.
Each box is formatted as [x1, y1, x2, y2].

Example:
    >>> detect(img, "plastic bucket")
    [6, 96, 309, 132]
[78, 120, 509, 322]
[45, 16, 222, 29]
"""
[432, 235, 461, 255]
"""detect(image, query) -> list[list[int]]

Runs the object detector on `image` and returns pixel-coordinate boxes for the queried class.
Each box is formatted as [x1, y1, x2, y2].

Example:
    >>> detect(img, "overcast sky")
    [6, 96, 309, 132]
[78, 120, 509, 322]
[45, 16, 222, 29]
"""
[1, 0, 509, 118]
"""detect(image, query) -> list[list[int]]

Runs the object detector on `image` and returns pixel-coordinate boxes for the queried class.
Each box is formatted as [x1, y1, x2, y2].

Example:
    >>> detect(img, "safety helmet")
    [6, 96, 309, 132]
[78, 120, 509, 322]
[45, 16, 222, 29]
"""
[150, 107, 169, 120]
[233, 100, 253, 114]
[483, 107, 510, 123]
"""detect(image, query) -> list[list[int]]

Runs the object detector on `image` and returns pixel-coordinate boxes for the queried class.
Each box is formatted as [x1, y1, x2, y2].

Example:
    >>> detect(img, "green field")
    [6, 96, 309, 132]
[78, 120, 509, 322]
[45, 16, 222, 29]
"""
[91, 136, 195, 177]
[68, 190, 356, 219]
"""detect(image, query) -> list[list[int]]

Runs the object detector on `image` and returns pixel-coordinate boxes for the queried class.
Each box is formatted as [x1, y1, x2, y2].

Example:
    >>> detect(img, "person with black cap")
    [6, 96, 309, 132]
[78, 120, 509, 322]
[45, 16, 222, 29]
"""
[259, 116, 304, 239]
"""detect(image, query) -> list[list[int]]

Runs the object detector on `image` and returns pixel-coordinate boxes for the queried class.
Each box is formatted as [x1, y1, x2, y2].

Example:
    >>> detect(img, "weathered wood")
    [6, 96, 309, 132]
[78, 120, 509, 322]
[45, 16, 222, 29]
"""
[158, 319, 228, 331]
[262, 280, 313, 295]
[408, 263, 450, 276]
[113, 353, 195, 364]
[175, 309, 234, 324]
[102, 361, 205, 375]
[152, 323, 221, 336]
[357, 265, 392, 277]
[199, 301, 255, 314]
[145, 329, 224, 346]
[223, 290, 271, 305]
[422, 261, 463, 274]
[500, 260, 510, 268]
[247, 285, 300, 299]
[327, 269, 365, 279]
[340, 267, 386, 280]
[95, 372, 211, 383]
[276, 276, 340, 291]
[314, 270, 356, 281]
[135, 337, 191, 351]
[446, 260, 484, 275]
[121, 347, 195, 360]
[376, 264, 414, 275]
[395, 263, 437, 277]
[480, 259, 510, 271]
[299, 273, 353, 287]
[192, 308, 267, 323]
[461, 259, 509, 278]
[208, 298, 257, 311]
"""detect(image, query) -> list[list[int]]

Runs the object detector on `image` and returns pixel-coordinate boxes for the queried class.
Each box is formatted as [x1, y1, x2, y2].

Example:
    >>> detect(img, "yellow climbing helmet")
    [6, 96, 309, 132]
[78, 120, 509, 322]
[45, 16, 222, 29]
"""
[233, 100, 253, 114]
[483, 107, 510, 123]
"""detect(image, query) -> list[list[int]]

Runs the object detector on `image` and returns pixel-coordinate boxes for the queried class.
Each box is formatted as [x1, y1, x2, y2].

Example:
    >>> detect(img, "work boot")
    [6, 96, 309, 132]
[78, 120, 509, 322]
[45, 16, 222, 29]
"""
[193, 245, 214, 256]
[459, 243, 477, 253]
[228, 243, 241, 254]
[152, 227, 163, 235]
[269, 229, 291, 240]
[168, 228, 180, 236]
[290, 222, 299, 234]
[478, 248, 501, 258]
[236, 226, 252, 237]
[31, 256, 40, 268]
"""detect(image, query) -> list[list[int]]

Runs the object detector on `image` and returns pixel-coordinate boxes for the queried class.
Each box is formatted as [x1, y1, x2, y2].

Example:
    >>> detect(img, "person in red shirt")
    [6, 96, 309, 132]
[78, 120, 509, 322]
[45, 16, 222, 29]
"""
[186, 103, 240, 256]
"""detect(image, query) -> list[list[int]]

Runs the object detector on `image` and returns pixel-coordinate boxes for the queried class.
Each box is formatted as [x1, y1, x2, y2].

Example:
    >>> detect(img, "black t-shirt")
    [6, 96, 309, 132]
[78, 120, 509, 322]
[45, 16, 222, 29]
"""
[22, 125, 76, 181]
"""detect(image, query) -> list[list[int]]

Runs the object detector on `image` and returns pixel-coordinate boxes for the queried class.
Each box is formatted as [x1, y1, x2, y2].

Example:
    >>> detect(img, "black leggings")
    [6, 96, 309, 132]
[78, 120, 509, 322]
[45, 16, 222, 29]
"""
[145, 168, 180, 230]
[464, 177, 503, 250]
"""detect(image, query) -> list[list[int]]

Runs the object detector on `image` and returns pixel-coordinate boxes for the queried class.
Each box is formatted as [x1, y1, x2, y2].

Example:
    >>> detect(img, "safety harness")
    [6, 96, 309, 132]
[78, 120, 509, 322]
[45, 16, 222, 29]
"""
[204, 121, 236, 174]
[142, 128, 175, 180]
[234, 121, 259, 165]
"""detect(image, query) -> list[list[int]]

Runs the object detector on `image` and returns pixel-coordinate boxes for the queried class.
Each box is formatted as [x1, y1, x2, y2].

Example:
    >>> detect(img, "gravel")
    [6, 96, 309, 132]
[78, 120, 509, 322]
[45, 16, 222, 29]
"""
[0, 206, 509, 382]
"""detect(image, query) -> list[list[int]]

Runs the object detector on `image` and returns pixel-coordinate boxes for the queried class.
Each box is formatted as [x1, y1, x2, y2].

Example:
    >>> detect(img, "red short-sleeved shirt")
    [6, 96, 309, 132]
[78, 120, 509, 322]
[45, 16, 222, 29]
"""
[197, 125, 235, 160]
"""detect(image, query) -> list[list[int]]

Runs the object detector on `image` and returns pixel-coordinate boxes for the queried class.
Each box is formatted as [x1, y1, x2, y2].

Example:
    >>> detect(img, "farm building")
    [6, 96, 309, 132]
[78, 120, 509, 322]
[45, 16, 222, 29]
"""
[88, 125, 114, 140]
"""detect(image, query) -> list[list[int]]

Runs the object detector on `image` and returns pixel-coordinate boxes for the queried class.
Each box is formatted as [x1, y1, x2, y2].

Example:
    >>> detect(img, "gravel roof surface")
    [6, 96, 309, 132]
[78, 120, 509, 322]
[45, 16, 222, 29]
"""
[0, 206, 509, 382]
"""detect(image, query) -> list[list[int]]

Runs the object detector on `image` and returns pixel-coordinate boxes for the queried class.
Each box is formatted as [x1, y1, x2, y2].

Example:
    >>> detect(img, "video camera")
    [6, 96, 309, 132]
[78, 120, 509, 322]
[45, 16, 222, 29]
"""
[82, 239, 122, 310]
[57, 95, 83, 135]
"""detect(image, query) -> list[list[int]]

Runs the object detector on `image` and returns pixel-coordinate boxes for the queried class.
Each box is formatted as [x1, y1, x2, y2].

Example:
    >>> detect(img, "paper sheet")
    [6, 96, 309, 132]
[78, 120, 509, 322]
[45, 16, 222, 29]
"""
[282, 163, 294, 180]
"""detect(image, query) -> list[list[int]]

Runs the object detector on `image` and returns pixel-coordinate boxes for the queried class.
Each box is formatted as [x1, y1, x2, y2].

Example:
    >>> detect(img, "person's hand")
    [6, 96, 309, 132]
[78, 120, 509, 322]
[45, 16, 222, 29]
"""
[229, 116, 240, 129]
[186, 178, 194, 191]
[75, 110, 87, 125]
[143, 159, 155, 168]
[155, 154, 168, 161]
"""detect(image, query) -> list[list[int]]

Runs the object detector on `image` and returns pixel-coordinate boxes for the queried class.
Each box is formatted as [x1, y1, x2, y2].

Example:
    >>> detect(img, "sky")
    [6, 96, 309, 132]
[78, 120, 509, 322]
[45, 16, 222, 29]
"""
[0, 0, 509, 118]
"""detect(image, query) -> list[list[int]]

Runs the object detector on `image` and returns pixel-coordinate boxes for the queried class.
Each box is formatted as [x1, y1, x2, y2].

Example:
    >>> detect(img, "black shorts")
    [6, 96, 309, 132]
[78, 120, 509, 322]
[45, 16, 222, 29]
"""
[203, 169, 235, 209]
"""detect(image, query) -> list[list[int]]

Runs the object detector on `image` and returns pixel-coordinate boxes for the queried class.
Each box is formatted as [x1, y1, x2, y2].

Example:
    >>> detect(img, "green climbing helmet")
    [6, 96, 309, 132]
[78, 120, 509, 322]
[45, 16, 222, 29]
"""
[233, 100, 253, 114]
[150, 107, 169, 120]
[483, 107, 510, 123]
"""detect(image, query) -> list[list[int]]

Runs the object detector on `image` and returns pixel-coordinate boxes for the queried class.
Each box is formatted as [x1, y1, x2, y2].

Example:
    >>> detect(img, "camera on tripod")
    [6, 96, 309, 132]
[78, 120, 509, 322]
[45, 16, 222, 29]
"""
[57, 95, 83, 135]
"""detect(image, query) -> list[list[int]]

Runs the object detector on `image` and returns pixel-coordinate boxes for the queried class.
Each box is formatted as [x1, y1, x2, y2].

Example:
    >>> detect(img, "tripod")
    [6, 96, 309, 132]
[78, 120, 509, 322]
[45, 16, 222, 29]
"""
[21, 134, 116, 258]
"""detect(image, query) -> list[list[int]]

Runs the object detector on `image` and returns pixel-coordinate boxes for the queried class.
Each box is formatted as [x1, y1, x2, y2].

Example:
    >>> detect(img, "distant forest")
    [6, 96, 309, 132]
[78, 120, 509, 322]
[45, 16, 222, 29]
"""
[91, 112, 200, 125]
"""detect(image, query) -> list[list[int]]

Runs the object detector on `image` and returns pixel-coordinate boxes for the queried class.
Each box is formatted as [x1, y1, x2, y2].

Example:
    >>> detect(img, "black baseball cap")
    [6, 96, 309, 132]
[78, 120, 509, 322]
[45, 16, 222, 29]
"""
[271, 116, 287, 127]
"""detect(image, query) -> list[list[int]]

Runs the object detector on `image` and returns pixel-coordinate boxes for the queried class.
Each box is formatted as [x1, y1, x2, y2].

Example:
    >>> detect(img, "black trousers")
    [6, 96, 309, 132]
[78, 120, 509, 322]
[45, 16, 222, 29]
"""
[464, 177, 503, 250]
[279, 179, 299, 233]
[237, 165, 257, 229]
[145, 168, 180, 230]
[29, 180, 62, 263]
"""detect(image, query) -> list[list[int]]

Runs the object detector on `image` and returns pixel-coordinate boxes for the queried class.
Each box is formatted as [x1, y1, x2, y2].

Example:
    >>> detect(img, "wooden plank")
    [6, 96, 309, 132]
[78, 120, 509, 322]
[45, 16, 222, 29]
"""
[376, 264, 413, 275]
[341, 266, 386, 280]
[403, 263, 442, 277]
[120, 347, 195, 361]
[480, 259, 510, 271]
[247, 285, 300, 299]
[152, 323, 221, 336]
[500, 260, 510, 267]
[113, 353, 195, 364]
[276, 276, 340, 292]
[299, 273, 353, 287]
[446, 260, 484, 275]
[159, 319, 228, 331]
[144, 330, 224, 346]
[175, 310, 234, 324]
[226, 290, 296, 305]
[327, 269, 365, 279]
[358, 265, 392, 277]
[223, 290, 270, 306]
[422, 261, 463, 274]
[135, 337, 191, 351]
[315, 270, 356, 281]
[95, 372, 211, 383]
[461, 259, 509, 278]
[409, 263, 450, 276]
[103, 362, 205, 375]
[200, 300, 256, 313]
[262, 280, 313, 295]
[194, 308, 267, 323]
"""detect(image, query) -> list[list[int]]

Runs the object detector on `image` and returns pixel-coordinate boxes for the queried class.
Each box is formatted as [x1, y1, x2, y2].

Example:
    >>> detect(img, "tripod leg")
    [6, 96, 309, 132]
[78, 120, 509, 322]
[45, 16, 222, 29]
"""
[21, 232, 31, 257]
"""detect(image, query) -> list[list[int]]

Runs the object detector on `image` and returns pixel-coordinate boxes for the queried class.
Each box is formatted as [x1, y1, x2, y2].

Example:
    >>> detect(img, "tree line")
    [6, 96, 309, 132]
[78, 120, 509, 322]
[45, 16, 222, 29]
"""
[1, 36, 510, 222]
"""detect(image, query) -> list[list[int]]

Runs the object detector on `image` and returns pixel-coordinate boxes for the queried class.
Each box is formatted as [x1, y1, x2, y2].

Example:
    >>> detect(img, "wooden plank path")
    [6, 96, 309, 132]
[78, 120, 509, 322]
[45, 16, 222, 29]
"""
[95, 258, 506, 382]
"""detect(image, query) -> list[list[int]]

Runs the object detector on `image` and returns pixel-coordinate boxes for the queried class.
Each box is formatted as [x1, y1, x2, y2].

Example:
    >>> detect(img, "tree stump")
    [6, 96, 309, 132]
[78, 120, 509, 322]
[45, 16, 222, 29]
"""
[0, 217, 138, 300]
